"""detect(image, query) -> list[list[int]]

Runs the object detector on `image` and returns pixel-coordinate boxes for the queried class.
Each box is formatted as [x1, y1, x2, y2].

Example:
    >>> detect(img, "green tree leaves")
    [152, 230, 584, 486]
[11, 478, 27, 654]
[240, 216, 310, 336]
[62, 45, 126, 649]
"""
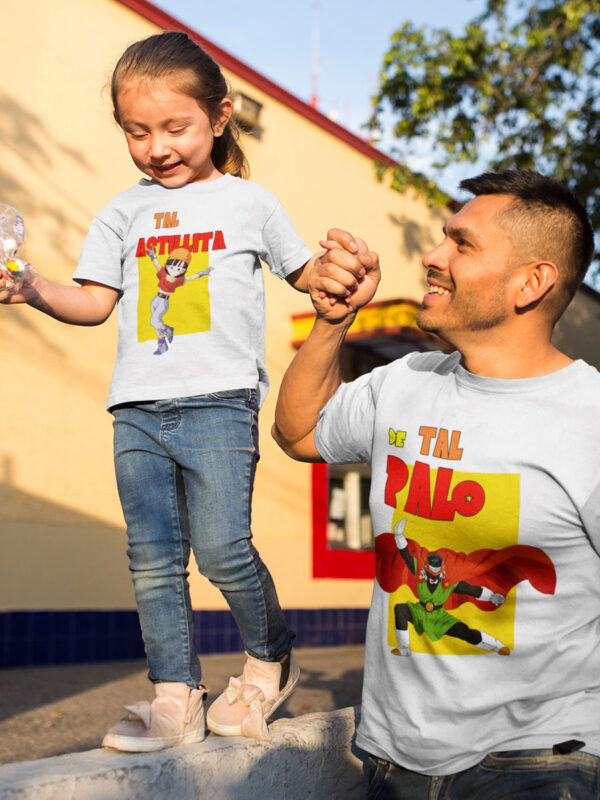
[372, 0, 600, 278]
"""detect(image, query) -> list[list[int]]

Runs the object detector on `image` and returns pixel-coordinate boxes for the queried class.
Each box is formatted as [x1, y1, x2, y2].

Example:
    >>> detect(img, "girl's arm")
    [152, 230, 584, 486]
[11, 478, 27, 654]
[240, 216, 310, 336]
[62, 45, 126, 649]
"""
[285, 257, 315, 292]
[0, 272, 118, 326]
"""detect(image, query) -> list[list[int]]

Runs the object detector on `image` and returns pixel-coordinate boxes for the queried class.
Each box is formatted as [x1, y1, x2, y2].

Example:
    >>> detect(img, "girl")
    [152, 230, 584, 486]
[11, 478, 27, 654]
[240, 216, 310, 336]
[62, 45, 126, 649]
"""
[1, 31, 358, 752]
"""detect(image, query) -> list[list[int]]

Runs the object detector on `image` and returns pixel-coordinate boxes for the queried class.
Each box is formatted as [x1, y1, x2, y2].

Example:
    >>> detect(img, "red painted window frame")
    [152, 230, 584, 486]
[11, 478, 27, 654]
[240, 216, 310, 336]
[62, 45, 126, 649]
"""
[312, 463, 375, 579]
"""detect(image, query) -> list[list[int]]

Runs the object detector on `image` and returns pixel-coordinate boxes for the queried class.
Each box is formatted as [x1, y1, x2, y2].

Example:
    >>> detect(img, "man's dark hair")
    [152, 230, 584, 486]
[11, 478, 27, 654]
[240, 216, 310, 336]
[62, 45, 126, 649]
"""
[459, 169, 595, 318]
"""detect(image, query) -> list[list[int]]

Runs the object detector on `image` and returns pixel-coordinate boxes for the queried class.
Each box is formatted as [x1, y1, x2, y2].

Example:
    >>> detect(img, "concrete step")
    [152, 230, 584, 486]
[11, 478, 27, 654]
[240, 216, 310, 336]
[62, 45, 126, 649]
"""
[0, 707, 365, 800]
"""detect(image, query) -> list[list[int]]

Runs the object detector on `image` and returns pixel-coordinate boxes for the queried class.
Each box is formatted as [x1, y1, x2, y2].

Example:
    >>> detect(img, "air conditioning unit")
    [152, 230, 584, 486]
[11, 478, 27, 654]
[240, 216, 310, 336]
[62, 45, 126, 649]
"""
[232, 92, 263, 137]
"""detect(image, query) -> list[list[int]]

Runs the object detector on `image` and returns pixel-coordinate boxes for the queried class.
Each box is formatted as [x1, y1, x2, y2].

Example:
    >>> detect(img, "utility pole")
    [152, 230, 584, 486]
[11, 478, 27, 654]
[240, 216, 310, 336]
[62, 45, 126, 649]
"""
[309, 0, 320, 109]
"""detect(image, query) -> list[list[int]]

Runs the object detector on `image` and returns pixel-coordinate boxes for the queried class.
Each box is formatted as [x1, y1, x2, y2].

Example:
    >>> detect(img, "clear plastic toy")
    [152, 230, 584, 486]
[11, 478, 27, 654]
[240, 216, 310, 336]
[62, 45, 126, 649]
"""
[0, 204, 33, 294]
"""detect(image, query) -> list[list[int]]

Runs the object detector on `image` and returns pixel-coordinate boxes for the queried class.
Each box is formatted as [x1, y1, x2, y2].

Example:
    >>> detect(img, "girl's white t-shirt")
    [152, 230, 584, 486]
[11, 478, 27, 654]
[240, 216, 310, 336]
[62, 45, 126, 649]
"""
[315, 350, 600, 775]
[74, 174, 312, 408]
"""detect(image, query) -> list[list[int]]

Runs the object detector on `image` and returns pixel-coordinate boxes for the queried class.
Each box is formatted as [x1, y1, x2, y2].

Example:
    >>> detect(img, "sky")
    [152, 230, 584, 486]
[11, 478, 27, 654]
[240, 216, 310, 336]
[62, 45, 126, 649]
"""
[153, 0, 487, 195]
[154, 0, 599, 288]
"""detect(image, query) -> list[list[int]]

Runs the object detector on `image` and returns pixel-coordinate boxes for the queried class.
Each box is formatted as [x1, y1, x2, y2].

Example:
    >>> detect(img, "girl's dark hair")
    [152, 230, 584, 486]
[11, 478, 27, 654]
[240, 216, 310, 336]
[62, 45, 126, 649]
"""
[111, 31, 248, 178]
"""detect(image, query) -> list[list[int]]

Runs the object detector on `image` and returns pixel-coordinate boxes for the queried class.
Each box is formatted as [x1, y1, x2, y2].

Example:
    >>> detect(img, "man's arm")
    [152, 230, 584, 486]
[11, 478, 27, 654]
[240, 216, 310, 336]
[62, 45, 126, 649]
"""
[272, 229, 380, 462]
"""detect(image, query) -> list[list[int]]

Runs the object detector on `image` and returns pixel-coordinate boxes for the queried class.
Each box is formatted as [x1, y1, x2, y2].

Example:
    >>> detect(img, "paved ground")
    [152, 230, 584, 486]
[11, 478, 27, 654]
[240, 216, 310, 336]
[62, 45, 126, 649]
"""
[0, 645, 365, 765]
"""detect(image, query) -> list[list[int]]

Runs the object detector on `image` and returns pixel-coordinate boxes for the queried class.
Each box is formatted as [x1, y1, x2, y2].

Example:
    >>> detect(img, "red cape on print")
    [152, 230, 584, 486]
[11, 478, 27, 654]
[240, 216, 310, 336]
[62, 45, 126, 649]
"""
[375, 533, 556, 610]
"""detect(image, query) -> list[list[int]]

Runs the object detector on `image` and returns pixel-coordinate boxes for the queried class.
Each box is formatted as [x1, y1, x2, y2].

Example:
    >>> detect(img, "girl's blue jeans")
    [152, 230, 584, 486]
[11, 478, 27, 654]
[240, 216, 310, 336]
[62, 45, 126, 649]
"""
[112, 388, 292, 689]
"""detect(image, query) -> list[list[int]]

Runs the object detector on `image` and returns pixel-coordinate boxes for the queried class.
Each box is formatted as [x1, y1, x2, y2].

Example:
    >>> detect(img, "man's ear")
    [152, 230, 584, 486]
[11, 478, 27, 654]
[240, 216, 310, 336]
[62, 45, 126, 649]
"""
[515, 261, 558, 309]
[213, 98, 233, 137]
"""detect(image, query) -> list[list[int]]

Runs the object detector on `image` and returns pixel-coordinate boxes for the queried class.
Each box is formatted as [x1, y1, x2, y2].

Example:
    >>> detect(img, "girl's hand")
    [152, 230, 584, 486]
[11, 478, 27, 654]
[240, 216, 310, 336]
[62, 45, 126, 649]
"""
[308, 228, 380, 322]
[0, 260, 37, 304]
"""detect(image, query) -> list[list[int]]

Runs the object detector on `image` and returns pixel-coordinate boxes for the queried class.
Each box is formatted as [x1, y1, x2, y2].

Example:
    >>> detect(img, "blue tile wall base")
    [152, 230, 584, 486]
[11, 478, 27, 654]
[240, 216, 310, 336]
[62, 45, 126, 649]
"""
[0, 608, 368, 668]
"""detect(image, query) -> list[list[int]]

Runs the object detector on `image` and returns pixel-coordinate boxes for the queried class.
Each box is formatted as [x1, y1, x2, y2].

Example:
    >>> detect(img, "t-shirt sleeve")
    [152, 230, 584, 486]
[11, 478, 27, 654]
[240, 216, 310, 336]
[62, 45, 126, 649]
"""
[72, 216, 124, 290]
[580, 478, 600, 557]
[260, 201, 313, 279]
[314, 371, 378, 464]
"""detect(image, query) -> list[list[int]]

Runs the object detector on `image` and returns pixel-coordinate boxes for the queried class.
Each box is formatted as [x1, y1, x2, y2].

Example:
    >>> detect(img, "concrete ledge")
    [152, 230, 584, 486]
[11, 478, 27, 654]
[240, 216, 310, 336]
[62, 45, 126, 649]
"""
[0, 707, 366, 799]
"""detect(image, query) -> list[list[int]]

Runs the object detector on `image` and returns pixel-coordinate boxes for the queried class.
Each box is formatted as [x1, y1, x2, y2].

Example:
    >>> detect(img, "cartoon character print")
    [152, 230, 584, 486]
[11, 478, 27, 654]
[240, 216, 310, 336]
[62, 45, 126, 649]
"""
[376, 516, 557, 657]
[377, 426, 557, 657]
[146, 245, 212, 355]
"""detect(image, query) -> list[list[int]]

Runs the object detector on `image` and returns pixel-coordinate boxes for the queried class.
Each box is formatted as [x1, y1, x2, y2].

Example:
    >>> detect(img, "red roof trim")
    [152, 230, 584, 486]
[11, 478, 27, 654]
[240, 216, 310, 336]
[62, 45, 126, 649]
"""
[115, 0, 399, 167]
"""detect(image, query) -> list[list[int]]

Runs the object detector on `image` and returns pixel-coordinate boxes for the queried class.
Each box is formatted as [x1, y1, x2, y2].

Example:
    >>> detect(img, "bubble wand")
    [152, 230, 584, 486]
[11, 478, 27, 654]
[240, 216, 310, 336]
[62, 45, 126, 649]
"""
[0, 205, 34, 294]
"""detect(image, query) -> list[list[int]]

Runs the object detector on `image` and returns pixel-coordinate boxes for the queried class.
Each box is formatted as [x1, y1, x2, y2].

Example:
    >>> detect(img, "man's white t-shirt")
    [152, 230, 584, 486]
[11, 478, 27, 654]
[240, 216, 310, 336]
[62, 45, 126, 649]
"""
[315, 350, 600, 775]
[74, 173, 312, 408]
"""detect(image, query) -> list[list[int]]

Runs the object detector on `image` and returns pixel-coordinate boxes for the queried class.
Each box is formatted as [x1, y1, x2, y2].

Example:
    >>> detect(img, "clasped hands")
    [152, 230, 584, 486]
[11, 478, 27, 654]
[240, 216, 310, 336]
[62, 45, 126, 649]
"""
[307, 228, 380, 321]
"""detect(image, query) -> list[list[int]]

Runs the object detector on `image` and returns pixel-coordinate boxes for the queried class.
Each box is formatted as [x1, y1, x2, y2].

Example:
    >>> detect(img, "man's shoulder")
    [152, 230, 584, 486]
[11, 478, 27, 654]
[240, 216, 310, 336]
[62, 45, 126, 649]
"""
[400, 349, 459, 373]
[362, 349, 459, 401]
[379, 349, 459, 381]
[574, 358, 600, 380]
[566, 359, 600, 408]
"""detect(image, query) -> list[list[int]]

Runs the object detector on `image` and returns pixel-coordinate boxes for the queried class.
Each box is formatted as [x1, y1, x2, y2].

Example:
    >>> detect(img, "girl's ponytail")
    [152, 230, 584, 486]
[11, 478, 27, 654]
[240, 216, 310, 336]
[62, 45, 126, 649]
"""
[212, 116, 248, 179]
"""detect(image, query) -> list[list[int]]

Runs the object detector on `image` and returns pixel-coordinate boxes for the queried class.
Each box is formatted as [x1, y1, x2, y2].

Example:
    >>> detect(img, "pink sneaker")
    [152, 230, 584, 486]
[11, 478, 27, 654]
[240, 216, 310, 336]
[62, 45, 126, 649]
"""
[102, 682, 206, 752]
[206, 652, 300, 741]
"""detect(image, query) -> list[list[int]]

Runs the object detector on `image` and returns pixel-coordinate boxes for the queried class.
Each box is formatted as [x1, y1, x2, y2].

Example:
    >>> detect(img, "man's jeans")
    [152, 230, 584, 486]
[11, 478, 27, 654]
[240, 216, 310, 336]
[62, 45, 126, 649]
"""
[112, 389, 292, 688]
[366, 750, 600, 799]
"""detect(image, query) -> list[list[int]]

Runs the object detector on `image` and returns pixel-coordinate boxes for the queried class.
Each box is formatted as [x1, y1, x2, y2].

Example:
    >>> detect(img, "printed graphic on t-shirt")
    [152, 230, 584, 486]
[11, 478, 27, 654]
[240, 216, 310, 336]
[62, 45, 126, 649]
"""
[134, 211, 226, 355]
[377, 425, 556, 657]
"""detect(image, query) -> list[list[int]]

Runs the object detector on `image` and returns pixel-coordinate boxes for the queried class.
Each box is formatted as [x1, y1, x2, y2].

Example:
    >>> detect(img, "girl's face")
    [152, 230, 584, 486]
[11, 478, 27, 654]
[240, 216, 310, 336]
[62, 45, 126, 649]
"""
[117, 75, 232, 188]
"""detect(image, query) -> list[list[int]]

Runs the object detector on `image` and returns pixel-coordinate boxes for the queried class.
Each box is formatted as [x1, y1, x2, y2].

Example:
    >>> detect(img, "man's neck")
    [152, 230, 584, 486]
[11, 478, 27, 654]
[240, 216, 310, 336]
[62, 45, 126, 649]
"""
[458, 339, 573, 379]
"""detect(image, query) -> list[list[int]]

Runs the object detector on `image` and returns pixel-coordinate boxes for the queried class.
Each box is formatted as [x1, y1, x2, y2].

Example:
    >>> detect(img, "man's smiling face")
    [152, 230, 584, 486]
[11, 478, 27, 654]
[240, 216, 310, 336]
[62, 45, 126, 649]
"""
[417, 194, 521, 342]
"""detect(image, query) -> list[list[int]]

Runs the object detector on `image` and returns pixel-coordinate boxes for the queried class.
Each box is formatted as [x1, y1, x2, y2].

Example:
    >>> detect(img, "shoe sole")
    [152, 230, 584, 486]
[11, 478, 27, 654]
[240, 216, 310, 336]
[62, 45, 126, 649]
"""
[206, 657, 300, 737]
[102, 727, 206, 753]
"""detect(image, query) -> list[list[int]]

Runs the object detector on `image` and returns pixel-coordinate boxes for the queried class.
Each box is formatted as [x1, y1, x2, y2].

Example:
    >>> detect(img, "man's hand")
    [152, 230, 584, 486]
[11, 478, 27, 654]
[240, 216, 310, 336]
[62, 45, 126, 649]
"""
[308, 228, 380, 322]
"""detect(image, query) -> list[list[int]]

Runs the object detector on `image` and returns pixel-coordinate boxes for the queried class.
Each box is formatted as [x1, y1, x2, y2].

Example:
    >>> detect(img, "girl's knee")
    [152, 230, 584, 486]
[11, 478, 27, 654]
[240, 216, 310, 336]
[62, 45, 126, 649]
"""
[194, 537, 259, 584]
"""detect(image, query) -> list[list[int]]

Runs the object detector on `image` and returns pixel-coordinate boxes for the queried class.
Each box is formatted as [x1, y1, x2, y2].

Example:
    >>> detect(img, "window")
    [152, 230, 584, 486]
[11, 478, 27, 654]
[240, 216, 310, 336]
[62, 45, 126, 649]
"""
[312, 463, 375, 580]
[327, 463, 373, 551]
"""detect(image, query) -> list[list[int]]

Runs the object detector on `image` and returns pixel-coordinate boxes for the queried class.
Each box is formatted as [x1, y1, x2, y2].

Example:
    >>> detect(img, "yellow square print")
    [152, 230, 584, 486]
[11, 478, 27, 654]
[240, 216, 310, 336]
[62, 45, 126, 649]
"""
[137, 250, 211, 342]
[386, 468, 520, 656]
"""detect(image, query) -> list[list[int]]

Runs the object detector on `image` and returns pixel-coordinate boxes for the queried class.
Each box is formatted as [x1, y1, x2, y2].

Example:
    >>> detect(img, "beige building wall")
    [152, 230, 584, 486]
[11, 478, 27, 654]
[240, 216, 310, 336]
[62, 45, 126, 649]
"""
[8, 0, 595, 617]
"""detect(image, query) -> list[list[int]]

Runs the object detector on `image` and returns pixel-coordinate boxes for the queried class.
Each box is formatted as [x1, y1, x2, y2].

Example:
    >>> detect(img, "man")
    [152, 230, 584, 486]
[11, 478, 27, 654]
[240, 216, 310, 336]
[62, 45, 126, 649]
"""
[273, 170, 600, 798]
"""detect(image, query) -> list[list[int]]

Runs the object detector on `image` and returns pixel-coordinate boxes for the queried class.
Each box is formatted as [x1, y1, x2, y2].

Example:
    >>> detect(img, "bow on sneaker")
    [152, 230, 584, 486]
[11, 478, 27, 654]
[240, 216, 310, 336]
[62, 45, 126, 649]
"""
[206, 652, 300, 741]
[102, 682, 207, 753]
[224, 677, 270, 740]
[122, 700, 152, 728]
